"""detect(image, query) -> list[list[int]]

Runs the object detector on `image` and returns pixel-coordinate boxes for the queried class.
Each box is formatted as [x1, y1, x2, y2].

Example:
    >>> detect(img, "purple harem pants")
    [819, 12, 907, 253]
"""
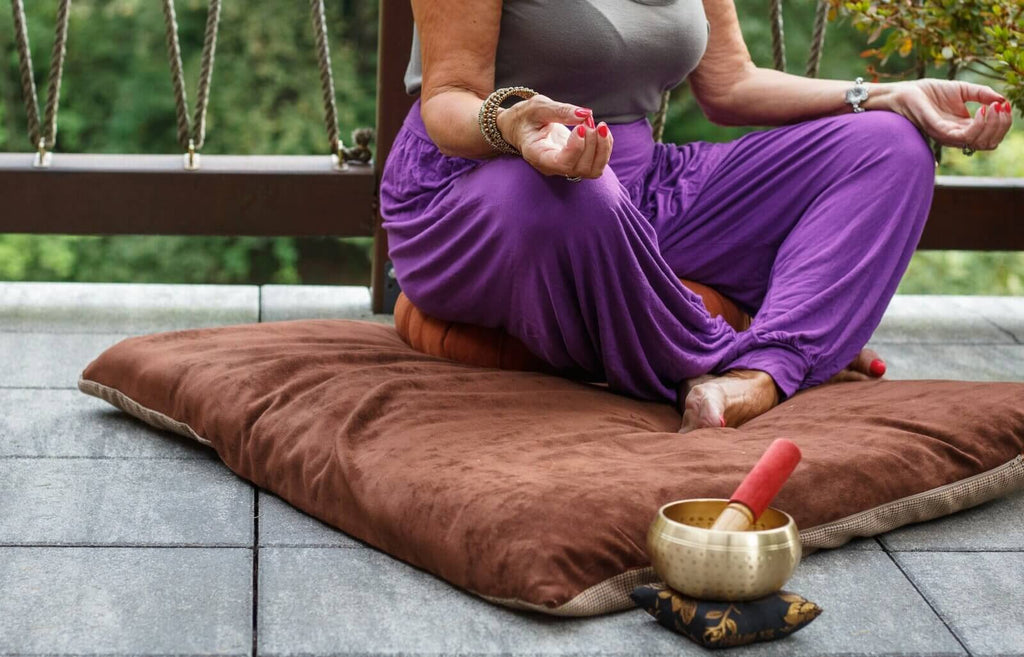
[379, 98, 936, 405]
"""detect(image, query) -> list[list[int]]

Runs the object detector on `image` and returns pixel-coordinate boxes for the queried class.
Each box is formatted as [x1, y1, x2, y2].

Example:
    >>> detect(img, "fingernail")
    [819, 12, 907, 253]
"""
[869, 359, 886, 377]
[1005, 101, 1012, 113]
[719, 415, 726, 428]
[573, 108, 592, 118]
[981, 105, 987, 117]
[598, 124, 609, 138]
[576, 124, 587, 138]
[586, 114, 596, 129]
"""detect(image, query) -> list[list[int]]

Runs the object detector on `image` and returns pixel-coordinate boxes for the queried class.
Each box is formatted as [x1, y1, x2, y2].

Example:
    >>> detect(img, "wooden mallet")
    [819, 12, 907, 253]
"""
[710, 438, 803, 532]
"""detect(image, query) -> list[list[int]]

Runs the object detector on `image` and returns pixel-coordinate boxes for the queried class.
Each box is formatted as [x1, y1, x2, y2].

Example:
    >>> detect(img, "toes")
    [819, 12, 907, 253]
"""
[682, 374, 716, 398]
[826, 370, 873, 385]
[677, 384, 726, 433]
[847, 347, 886, 378]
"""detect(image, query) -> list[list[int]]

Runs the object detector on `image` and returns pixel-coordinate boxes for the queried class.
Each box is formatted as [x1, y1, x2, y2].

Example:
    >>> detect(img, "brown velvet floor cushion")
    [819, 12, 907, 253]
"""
[78, 319, 1024, 616]
[394, 279, 752, 373]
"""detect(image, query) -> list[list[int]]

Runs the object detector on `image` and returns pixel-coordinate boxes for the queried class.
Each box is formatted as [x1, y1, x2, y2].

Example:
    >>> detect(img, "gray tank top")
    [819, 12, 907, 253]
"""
[404, 0, 710, 123]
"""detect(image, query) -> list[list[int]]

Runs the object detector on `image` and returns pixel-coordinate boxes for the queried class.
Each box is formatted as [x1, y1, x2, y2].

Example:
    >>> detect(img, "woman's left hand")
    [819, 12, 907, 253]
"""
[883, 79, 1013, 152]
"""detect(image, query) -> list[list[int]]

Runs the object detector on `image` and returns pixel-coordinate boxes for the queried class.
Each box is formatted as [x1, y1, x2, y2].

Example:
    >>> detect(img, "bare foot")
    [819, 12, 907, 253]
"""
[677, 369, 780, 434]
[825, 347, 887, 384]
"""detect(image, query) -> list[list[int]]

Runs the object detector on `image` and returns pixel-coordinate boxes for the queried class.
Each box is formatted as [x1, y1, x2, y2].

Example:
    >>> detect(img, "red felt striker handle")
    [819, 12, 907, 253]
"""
[729, 439, 802, 522]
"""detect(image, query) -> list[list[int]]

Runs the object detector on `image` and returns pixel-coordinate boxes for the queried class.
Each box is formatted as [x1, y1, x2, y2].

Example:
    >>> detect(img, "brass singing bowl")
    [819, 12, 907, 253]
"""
[647, 498, 801, 601]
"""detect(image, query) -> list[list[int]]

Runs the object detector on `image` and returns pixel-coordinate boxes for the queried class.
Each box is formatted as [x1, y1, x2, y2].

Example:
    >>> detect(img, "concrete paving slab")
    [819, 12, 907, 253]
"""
[0, 388, 214, 459]
[872, 295, 1015, 345]
[860, 342, 1024, 382]
[882, 490, 1024, 552]
[260, 285, 395, 325]
[0, 281, 258, 333]
[0, 546, 251, 656]
[896, 552, 1024, 656]
[0, 332, 132, 388]
[0, 458, 252, 545]
[257, 547, 961, 656]
[258, 492, 364, 548]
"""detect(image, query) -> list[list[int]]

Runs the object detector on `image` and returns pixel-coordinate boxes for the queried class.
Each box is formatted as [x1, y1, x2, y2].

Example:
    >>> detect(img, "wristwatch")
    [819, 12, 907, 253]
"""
[845, 77, 869, 113]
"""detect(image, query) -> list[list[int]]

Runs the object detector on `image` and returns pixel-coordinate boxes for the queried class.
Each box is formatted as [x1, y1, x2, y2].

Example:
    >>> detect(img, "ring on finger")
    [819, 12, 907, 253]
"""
[565, 175, 582, 183]
[962, 143, 976, 156]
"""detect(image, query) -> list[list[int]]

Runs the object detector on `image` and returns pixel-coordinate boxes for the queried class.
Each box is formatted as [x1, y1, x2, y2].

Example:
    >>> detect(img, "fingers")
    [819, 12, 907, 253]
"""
[525, 94, 592, 129]
[973, 101, 1013, 151]
[958, 81, 1006, 106]
[552, 121, 613, 179]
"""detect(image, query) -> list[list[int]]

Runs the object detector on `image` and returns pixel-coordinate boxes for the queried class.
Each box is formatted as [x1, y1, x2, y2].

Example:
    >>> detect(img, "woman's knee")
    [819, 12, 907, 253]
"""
[846, 111, 936, 176]
[474, 158, 631, 250]
[396, 159, 628, 321]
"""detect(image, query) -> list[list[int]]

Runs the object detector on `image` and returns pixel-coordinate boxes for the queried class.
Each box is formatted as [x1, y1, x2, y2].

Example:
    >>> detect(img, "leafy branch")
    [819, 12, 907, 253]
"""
[827, 0, 1023, 114]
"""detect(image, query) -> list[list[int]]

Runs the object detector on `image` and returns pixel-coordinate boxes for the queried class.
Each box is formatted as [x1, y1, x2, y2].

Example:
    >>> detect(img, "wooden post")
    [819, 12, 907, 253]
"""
[371, 0, 416, 314]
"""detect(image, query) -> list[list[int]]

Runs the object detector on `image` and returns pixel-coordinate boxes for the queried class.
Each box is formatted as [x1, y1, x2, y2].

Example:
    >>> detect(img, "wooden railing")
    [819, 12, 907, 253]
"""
[1, 0, 1020, 314]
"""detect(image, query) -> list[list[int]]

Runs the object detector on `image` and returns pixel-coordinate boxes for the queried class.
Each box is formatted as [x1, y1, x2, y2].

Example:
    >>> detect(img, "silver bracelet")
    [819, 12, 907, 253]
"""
[478, 86, 537, 155]
[844, 77, 869, 113]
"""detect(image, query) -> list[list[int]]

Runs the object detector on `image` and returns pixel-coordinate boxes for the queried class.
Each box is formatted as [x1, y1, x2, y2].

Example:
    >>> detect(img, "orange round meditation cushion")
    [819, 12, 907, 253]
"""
[394, 279, 751, 373]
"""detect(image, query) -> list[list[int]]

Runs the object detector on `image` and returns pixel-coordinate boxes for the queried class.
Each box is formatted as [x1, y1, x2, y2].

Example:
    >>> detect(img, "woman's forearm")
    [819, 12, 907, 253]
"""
[421, 89, 501, 160]
[702, 67, 898, 127]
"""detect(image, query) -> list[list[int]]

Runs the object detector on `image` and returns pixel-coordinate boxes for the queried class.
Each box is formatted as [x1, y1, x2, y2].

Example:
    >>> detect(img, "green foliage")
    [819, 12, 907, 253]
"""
[899, 251, 1024, 296]
[828, 0, 1024, 112]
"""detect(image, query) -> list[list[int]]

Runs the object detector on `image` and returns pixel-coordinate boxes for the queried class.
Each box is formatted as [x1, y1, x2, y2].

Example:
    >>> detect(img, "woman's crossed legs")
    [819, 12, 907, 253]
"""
[652, 111, 935, 428]
[384, 110, 936, 430]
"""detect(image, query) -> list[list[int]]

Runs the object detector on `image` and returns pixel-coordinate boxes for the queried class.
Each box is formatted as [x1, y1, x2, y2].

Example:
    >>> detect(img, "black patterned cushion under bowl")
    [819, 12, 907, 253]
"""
[630, 583, 822, 649]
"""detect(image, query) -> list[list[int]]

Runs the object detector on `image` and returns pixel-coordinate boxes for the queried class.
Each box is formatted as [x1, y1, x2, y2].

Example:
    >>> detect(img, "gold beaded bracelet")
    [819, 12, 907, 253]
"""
[478, 86, 537, 155]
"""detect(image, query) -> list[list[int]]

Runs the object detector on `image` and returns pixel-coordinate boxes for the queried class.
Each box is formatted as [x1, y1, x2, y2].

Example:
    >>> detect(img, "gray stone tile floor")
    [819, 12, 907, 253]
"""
[0, 283, 1021, 657]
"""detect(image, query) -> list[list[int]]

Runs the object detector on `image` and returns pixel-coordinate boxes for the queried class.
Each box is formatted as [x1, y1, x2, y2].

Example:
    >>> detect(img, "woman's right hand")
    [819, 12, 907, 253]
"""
[495, 94, 613, 179]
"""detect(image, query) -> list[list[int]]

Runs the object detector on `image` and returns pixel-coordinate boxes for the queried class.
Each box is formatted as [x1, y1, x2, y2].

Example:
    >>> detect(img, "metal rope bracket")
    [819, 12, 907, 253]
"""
[161, 0, 221, 172]
[11, 0, 72, 168]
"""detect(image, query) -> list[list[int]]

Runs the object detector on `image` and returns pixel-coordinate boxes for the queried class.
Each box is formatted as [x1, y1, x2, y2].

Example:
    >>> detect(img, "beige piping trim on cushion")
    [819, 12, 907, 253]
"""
[78, 378, 213, 447]
[479, 566, 660, 617]
[486, 453, 1024, 617]
[800, 452, 1024, 549]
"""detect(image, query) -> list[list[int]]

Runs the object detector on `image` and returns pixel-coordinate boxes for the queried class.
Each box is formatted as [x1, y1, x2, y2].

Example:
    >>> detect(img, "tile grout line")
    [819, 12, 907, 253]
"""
[0, 455, 213, 461]
[0, 544, 249, 549]
[880, 543, 974, 657]
[251, 486, 260, 657]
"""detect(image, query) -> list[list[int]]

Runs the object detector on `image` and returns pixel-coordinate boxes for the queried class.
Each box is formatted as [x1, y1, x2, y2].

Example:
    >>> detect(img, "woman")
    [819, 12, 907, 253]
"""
[380, 0, 1013, 433]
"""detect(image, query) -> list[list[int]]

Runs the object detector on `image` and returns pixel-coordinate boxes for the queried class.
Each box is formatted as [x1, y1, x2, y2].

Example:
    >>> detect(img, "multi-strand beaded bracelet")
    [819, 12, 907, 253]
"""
[477, 86, 537, 155]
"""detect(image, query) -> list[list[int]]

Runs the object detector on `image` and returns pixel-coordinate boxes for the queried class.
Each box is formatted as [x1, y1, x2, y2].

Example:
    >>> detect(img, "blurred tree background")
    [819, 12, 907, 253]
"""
[0, 0, 1020, 294]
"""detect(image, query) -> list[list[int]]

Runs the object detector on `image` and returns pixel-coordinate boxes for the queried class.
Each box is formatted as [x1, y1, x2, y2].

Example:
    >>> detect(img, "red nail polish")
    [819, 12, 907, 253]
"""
[982, 105, 988, 117]
[720, 415, 726, 427]
[869, 359, 886, 377]
[576, 124, 587, 138]
[586, 115, 596, 129]
[574, 108, 592, 118]
[1005, 101, 1012, 113]
[598, 124, 609, 138]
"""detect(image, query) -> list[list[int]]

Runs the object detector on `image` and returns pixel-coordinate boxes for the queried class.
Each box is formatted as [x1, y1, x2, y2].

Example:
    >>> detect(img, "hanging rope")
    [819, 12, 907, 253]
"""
[770, 0, 787, 72]
[11, 0, 72, 165]
[161, 0, 221, 167]
[309, 0, 373, 166]
[651, 89, 671, 143]
[805, 0, 829, 78]
[652, 0, 831, 140]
